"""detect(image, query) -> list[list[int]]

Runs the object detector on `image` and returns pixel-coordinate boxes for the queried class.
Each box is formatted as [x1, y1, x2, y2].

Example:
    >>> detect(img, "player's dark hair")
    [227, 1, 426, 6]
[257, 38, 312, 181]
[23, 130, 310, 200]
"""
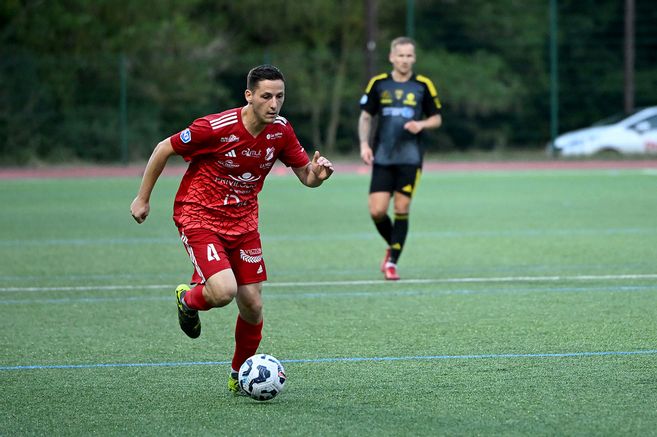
[246, 64, 285, 91]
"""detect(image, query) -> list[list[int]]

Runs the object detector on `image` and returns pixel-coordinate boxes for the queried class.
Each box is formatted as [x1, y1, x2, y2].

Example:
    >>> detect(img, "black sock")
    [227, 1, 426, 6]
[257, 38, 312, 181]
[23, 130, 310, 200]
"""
[390, 213, 409, 264]
[373, 215, 393, 245]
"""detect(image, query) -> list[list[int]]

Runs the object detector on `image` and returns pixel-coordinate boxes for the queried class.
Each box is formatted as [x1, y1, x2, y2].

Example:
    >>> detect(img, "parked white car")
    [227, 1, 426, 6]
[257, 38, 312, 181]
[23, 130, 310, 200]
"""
[549, 106, 657, 157]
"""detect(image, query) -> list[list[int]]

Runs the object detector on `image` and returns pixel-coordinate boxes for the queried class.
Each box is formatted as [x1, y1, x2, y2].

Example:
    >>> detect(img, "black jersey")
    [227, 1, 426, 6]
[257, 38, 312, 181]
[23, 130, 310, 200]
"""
[360, 73, 441, 166]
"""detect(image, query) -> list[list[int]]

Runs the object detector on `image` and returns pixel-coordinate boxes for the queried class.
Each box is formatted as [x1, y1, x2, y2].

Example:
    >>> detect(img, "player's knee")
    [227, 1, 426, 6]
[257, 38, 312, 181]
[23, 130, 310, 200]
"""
[369, 208, 387, 222]
[203, 278, 237, 308]
[236, 284, 263, 323]
[242, 299, 263, 321]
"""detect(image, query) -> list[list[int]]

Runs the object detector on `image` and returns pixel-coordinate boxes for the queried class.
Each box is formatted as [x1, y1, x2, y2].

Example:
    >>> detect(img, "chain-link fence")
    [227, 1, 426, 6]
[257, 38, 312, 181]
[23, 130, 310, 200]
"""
[1, 1, 655, 164]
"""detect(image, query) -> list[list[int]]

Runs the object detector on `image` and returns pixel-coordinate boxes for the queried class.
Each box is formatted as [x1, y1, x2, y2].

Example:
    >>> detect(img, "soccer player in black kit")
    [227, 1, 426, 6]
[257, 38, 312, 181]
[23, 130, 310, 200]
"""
[358, 37, 442, 280]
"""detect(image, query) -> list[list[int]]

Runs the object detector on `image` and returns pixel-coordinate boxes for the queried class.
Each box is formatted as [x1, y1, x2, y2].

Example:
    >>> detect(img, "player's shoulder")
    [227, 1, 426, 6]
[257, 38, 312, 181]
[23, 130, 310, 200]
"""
[413, 74, 439, 96]
[199, 108, 240, 131]
[413, 74, 437, 87]
[270, 114, 296, 136]
[364, 73, 390, 92]
[273, 114, 289, 126]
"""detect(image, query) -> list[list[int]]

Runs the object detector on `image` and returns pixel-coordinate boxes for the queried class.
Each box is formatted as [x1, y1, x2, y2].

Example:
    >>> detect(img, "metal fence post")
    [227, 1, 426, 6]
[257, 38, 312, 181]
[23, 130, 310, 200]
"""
[119, 53, 128, 164]
[549, 0, 559, 146]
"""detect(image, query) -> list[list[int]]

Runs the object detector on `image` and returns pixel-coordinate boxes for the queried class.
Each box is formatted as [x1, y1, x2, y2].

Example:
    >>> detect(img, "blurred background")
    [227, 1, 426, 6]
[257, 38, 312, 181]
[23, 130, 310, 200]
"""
[1, 0, 655, 165]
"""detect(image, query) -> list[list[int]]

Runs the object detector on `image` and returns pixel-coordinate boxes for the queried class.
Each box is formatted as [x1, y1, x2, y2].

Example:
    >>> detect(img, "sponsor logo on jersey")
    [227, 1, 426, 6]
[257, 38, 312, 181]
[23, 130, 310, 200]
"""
[228, 172, 261, 183]
[266, 132, 283, 140]
[216, 177, 255, 189]
[240, 248, 263, 264]
[360, 94, 368, 105]
[217, 159, 240, 169]
[180, 128, 191, 143]
[220, 134, 240, 143]
[382, 107, 415, 119]
[265, 147, 275, 161]
[260, 162, 274, 170]
[223, 194, 241, 205]
[403, 93, 417, 106]
[380, 90, 392, 104]
[241, 149, 262, 158]
[225, 150, 237, 157]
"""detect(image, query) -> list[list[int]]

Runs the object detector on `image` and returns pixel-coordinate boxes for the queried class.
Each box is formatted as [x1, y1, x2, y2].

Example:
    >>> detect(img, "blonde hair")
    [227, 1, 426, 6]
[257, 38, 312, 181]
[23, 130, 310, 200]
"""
[390, 36, 416, 52]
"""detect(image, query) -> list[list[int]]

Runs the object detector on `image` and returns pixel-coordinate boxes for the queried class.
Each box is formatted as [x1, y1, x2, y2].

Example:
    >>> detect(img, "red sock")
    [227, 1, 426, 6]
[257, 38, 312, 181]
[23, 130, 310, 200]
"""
[183, 284, 212, 311]
[231, 315, 263, 371]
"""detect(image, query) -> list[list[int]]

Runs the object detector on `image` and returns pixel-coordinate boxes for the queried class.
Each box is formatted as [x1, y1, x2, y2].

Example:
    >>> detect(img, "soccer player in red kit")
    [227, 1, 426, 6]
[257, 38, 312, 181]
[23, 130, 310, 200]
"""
[130, 64, 333, 394]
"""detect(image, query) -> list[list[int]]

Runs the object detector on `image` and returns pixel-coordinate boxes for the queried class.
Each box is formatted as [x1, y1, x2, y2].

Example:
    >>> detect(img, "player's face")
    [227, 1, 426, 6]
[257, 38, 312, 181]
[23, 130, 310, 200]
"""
[246, 79, 285, 124]
[389, 43, 416, 76]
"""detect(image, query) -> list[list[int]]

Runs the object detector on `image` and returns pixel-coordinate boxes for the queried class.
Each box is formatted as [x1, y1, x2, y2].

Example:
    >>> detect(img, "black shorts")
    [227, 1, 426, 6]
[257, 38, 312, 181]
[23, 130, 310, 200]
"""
[369, 164, 422, 197]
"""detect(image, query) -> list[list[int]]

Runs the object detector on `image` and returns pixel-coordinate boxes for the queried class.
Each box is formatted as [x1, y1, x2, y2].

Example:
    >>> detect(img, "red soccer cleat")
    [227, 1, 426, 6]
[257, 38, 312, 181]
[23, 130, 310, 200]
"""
[380, 248, 391, 273]
[384, 262, 400, 281]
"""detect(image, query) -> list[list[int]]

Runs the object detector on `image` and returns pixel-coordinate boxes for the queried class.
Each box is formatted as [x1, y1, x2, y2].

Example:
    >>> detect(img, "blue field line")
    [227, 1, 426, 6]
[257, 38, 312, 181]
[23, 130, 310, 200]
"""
[1, 284, 656, 305]
[2, 349, 656, 372]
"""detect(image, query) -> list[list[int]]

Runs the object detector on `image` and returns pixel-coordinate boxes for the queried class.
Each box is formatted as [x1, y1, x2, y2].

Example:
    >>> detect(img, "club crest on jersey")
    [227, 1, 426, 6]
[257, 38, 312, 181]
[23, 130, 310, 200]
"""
[265, 147, 275, 161]
[180, 129, 191, 143]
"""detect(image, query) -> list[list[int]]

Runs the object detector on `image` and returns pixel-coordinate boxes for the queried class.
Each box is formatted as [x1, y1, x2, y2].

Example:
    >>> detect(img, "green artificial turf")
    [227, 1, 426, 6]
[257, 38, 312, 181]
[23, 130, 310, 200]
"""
[1, 167, 656, 435]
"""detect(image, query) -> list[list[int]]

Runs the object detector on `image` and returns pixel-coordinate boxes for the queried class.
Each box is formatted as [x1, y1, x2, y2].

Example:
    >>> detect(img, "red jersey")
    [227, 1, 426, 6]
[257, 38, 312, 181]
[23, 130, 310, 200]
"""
[169, 107, 310, 236]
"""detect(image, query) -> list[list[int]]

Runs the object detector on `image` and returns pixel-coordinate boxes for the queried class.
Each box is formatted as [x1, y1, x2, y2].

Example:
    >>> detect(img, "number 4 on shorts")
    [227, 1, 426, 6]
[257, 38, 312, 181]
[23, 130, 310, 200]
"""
[207, 243, 220, 261]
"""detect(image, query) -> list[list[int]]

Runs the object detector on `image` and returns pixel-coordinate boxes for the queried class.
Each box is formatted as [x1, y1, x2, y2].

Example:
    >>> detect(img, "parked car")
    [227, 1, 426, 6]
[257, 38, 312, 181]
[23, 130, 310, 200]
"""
[548, 106, 657, 157]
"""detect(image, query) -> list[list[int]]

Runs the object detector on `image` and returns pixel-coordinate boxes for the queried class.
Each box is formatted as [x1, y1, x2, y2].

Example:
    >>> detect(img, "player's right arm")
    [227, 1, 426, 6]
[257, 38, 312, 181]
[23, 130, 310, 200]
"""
[358, 110, 374, 165]
[130, 138, 176, 224]
[359, 75, 383, 166]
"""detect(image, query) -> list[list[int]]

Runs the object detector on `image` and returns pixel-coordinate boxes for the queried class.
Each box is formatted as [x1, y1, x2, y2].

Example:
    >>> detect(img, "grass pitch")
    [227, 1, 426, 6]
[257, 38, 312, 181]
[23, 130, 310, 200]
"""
[1, 166, 656, 435]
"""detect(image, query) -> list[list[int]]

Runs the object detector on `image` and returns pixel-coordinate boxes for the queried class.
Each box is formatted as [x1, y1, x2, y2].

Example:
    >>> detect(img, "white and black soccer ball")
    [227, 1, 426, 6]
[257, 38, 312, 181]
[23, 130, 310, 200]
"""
[238, 354, 286, 401]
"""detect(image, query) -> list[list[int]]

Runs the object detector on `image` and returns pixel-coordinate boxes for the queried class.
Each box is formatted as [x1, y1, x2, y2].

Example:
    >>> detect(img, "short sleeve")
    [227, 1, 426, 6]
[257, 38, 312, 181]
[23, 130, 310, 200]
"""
[278, 122, 310, 168]
[417, 75, 442, 117]
[170, 118, 215, 161]
[359, 76, 381, 116]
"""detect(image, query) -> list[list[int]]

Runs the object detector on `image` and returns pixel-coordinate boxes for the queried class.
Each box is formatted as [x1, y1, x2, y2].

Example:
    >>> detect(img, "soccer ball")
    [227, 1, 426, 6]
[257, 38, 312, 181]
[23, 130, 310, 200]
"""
[238, 354, 286, 401]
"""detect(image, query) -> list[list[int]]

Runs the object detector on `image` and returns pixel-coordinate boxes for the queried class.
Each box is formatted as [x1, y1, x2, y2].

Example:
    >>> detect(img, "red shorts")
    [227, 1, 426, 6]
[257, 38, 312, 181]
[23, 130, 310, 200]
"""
[179, 228, 267, 286]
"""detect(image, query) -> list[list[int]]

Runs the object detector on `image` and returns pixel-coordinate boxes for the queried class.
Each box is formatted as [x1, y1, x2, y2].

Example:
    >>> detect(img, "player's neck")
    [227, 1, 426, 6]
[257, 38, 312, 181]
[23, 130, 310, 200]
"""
[391, 70, 412, 82]
[241, 105, 266, 137]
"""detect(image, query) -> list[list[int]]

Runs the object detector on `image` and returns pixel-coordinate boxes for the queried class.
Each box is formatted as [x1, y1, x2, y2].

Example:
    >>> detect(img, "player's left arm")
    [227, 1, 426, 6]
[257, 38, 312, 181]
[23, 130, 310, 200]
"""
[292, 151, 334, 187]
[404, 114, 442, 134]
[405, 75, 443, 134]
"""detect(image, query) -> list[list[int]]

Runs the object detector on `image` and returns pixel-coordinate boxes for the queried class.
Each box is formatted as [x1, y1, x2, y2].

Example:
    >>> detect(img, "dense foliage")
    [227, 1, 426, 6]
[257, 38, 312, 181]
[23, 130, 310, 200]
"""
[1, 0, 655, 163]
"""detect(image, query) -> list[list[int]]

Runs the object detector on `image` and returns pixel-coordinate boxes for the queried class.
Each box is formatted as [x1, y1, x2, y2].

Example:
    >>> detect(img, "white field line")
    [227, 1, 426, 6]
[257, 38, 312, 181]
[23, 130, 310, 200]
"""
[2, 273, 657, 293]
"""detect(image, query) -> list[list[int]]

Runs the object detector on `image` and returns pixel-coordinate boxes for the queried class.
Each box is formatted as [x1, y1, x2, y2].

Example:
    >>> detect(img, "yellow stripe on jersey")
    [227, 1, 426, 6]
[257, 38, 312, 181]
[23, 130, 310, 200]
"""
[416, 75, 442, 109]
[364, 73, 389, 93]
[416, 75, 437, 96]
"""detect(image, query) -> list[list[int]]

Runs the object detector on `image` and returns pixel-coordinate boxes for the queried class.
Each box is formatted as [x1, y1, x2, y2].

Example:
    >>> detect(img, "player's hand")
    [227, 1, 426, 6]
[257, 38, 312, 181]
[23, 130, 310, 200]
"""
[360, 143, 373, 165]
[311, 151, 334, 181]
[404, 120, 424, 134]
[130, 197, 150, 224]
